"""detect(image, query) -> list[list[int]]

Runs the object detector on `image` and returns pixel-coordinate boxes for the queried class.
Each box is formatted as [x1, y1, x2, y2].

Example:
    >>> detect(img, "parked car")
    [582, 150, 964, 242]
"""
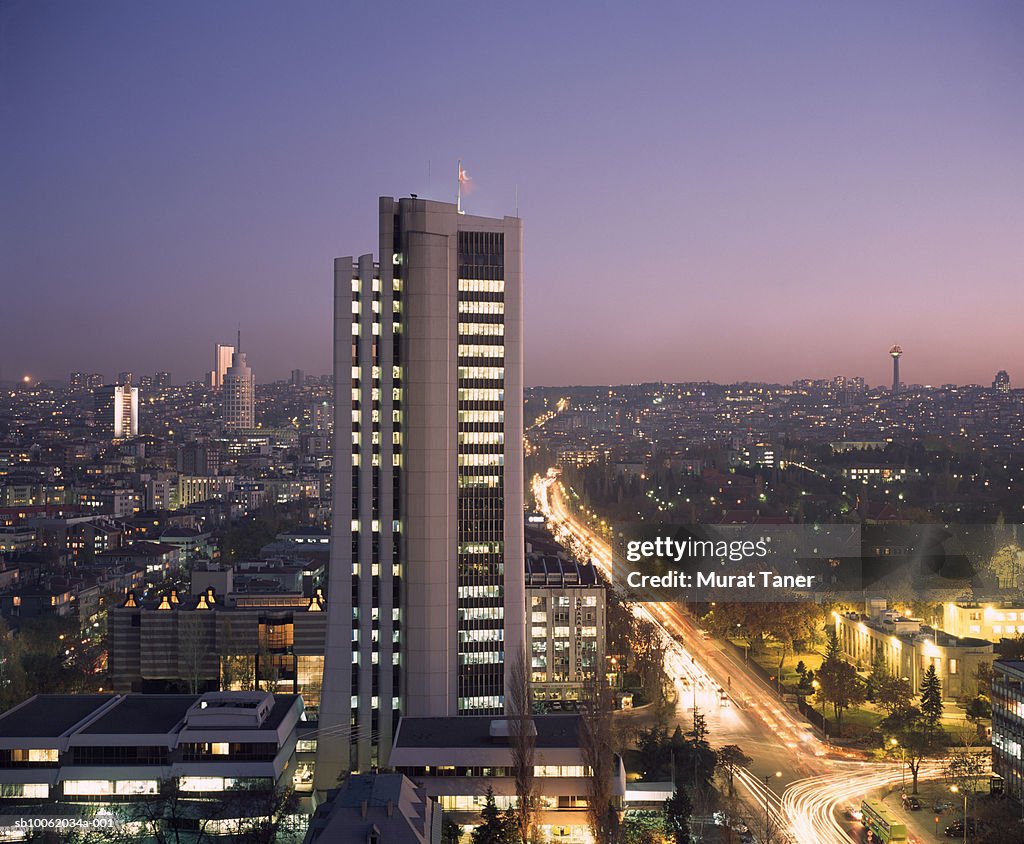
[934, 799, 954, 813]
[902, 795, 922, 811]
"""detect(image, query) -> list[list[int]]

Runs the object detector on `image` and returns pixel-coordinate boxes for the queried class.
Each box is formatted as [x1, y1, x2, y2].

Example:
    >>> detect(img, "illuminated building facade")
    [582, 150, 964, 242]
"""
[93, 385, 139, 439]
[316, 196, 524, 784]
[943, 601, 1024, 642]
[992, 660, 1024, 801]
[211, 343, 235, 388]
[834, 609, 992, 700]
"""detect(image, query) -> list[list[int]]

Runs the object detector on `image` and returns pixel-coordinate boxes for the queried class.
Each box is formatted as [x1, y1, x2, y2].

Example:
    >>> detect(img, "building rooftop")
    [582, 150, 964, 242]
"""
[0, 694, 111, 739]
[526, 555, 599, 588]
[80, 694, 193, 735]
[394, 714, 582, 750]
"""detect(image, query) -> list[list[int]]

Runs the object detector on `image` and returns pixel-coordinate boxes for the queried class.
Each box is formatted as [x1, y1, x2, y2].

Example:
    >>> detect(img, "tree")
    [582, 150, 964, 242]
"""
[620, 811, 667, 844]
[178, 611, 215, 694]
[471, 788, 516, 844]
[580, 678, 620, 844]
[885, 708, 946, 794]
[965, 694, 992, 741]
[508, 648, 538, 844]
[442, 816, 464, 844]
[875, 674, 914, 717]
[997, 633, 1024, 660]
[823, 628, 841, 662]
[815, 656, 865, 735]
[715, 745, 752, 797]
[919, 664, 943, 733]
[976, 661, 993, 697]
[663, 788, 692, 844]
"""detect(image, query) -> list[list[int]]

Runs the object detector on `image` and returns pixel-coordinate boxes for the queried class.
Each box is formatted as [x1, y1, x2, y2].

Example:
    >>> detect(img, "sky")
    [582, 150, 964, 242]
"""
[2, 1, 1022, 387]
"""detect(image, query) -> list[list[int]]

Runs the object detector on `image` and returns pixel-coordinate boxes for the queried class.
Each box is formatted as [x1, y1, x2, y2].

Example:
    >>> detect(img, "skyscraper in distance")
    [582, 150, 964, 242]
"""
[994, 370, 1011, 393]
[222, 334, 254, 429]
[210, 343, 235, 388]
[316, 196, 524, 783]
[93, 385, 139, 439]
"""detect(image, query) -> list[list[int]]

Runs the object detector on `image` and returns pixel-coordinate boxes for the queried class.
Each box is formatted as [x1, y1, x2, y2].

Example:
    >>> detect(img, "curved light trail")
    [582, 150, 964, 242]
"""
[532, 470, 940, 843]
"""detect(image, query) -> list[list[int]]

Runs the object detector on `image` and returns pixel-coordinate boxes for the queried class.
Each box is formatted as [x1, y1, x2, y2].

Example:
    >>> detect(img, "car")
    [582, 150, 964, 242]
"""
[944, 818, 988, 838]
[933, 799, 953, 813]
[902, 795, 922, 811]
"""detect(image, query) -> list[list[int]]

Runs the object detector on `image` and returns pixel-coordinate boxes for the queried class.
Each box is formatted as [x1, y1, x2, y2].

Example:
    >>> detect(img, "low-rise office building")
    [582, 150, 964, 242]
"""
[943, 600, 1024, 643]
[834, 607, 992, 699]
[390, 714, 625, 844]
[526, 556, 606, 703]
[0, 691, 304, 834]
[992, 660, 1024, 802]
[108, 590, 326, 714]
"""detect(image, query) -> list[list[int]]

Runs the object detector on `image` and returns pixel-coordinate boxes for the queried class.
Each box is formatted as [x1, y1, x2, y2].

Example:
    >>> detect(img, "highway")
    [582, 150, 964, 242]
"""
[533, 470, 937, 844]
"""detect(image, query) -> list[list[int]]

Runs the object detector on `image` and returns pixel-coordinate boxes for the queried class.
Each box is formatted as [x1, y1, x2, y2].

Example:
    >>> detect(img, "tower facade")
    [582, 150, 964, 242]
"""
[211, 343, 235, 388]
[93, 385, 139, 439]
[222, 348, 254, 429]
[316, 196, 525, 782]
[889, 344, 903, 394]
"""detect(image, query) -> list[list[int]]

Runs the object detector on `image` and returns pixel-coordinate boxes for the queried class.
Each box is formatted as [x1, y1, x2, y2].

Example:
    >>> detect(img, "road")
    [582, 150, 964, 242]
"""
[533, 470, 939, 844]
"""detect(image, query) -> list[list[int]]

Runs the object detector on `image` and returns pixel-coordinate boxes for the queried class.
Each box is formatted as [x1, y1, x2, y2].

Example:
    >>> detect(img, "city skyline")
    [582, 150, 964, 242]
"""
[3, 2, 1023, 387]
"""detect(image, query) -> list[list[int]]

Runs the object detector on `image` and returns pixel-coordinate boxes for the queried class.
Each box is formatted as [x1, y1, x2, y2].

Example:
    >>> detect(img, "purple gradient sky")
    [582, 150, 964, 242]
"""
[2, 2, 1022, 387]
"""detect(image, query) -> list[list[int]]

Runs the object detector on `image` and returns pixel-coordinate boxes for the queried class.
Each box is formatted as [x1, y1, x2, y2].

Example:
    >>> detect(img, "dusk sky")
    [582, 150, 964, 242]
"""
[2, 1, 1022, 387]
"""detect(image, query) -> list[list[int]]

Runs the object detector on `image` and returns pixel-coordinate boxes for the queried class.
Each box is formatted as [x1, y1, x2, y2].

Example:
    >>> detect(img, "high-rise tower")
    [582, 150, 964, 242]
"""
[210, 343, 235, 388]
[222, 333, 254, 429]
[93, 385, 139, 439]
[316, 196, 525, 783]
[889, 344, 903, 394]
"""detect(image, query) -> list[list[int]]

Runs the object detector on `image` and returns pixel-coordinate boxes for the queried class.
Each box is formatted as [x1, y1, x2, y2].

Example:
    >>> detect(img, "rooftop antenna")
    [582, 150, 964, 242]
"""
[236, 326, 241, 353]
[515, 184, 519, 218]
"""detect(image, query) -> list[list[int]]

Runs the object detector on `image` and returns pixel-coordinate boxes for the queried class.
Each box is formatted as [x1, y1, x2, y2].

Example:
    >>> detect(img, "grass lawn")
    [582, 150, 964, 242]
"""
[739, 641, 824, 688]
[827, 704, 884, 744]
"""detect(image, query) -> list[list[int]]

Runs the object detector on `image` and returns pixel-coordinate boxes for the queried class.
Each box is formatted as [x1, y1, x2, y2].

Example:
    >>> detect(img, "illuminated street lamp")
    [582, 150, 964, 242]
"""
[890, 738, 906, 792]
[811, 679, 826, 741]
[949, 785, 967, 844]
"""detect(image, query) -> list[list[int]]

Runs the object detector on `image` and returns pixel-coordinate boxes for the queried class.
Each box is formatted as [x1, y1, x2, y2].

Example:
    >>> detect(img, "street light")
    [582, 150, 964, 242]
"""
[950, 785, 967, 844]
[890, 738, 906, 792]
[764, 771, 782, 838]
[811, 679, 826, 742]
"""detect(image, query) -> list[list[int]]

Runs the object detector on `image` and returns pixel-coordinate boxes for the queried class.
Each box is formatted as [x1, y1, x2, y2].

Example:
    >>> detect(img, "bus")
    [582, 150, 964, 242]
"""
[861, 799, 908, 843]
